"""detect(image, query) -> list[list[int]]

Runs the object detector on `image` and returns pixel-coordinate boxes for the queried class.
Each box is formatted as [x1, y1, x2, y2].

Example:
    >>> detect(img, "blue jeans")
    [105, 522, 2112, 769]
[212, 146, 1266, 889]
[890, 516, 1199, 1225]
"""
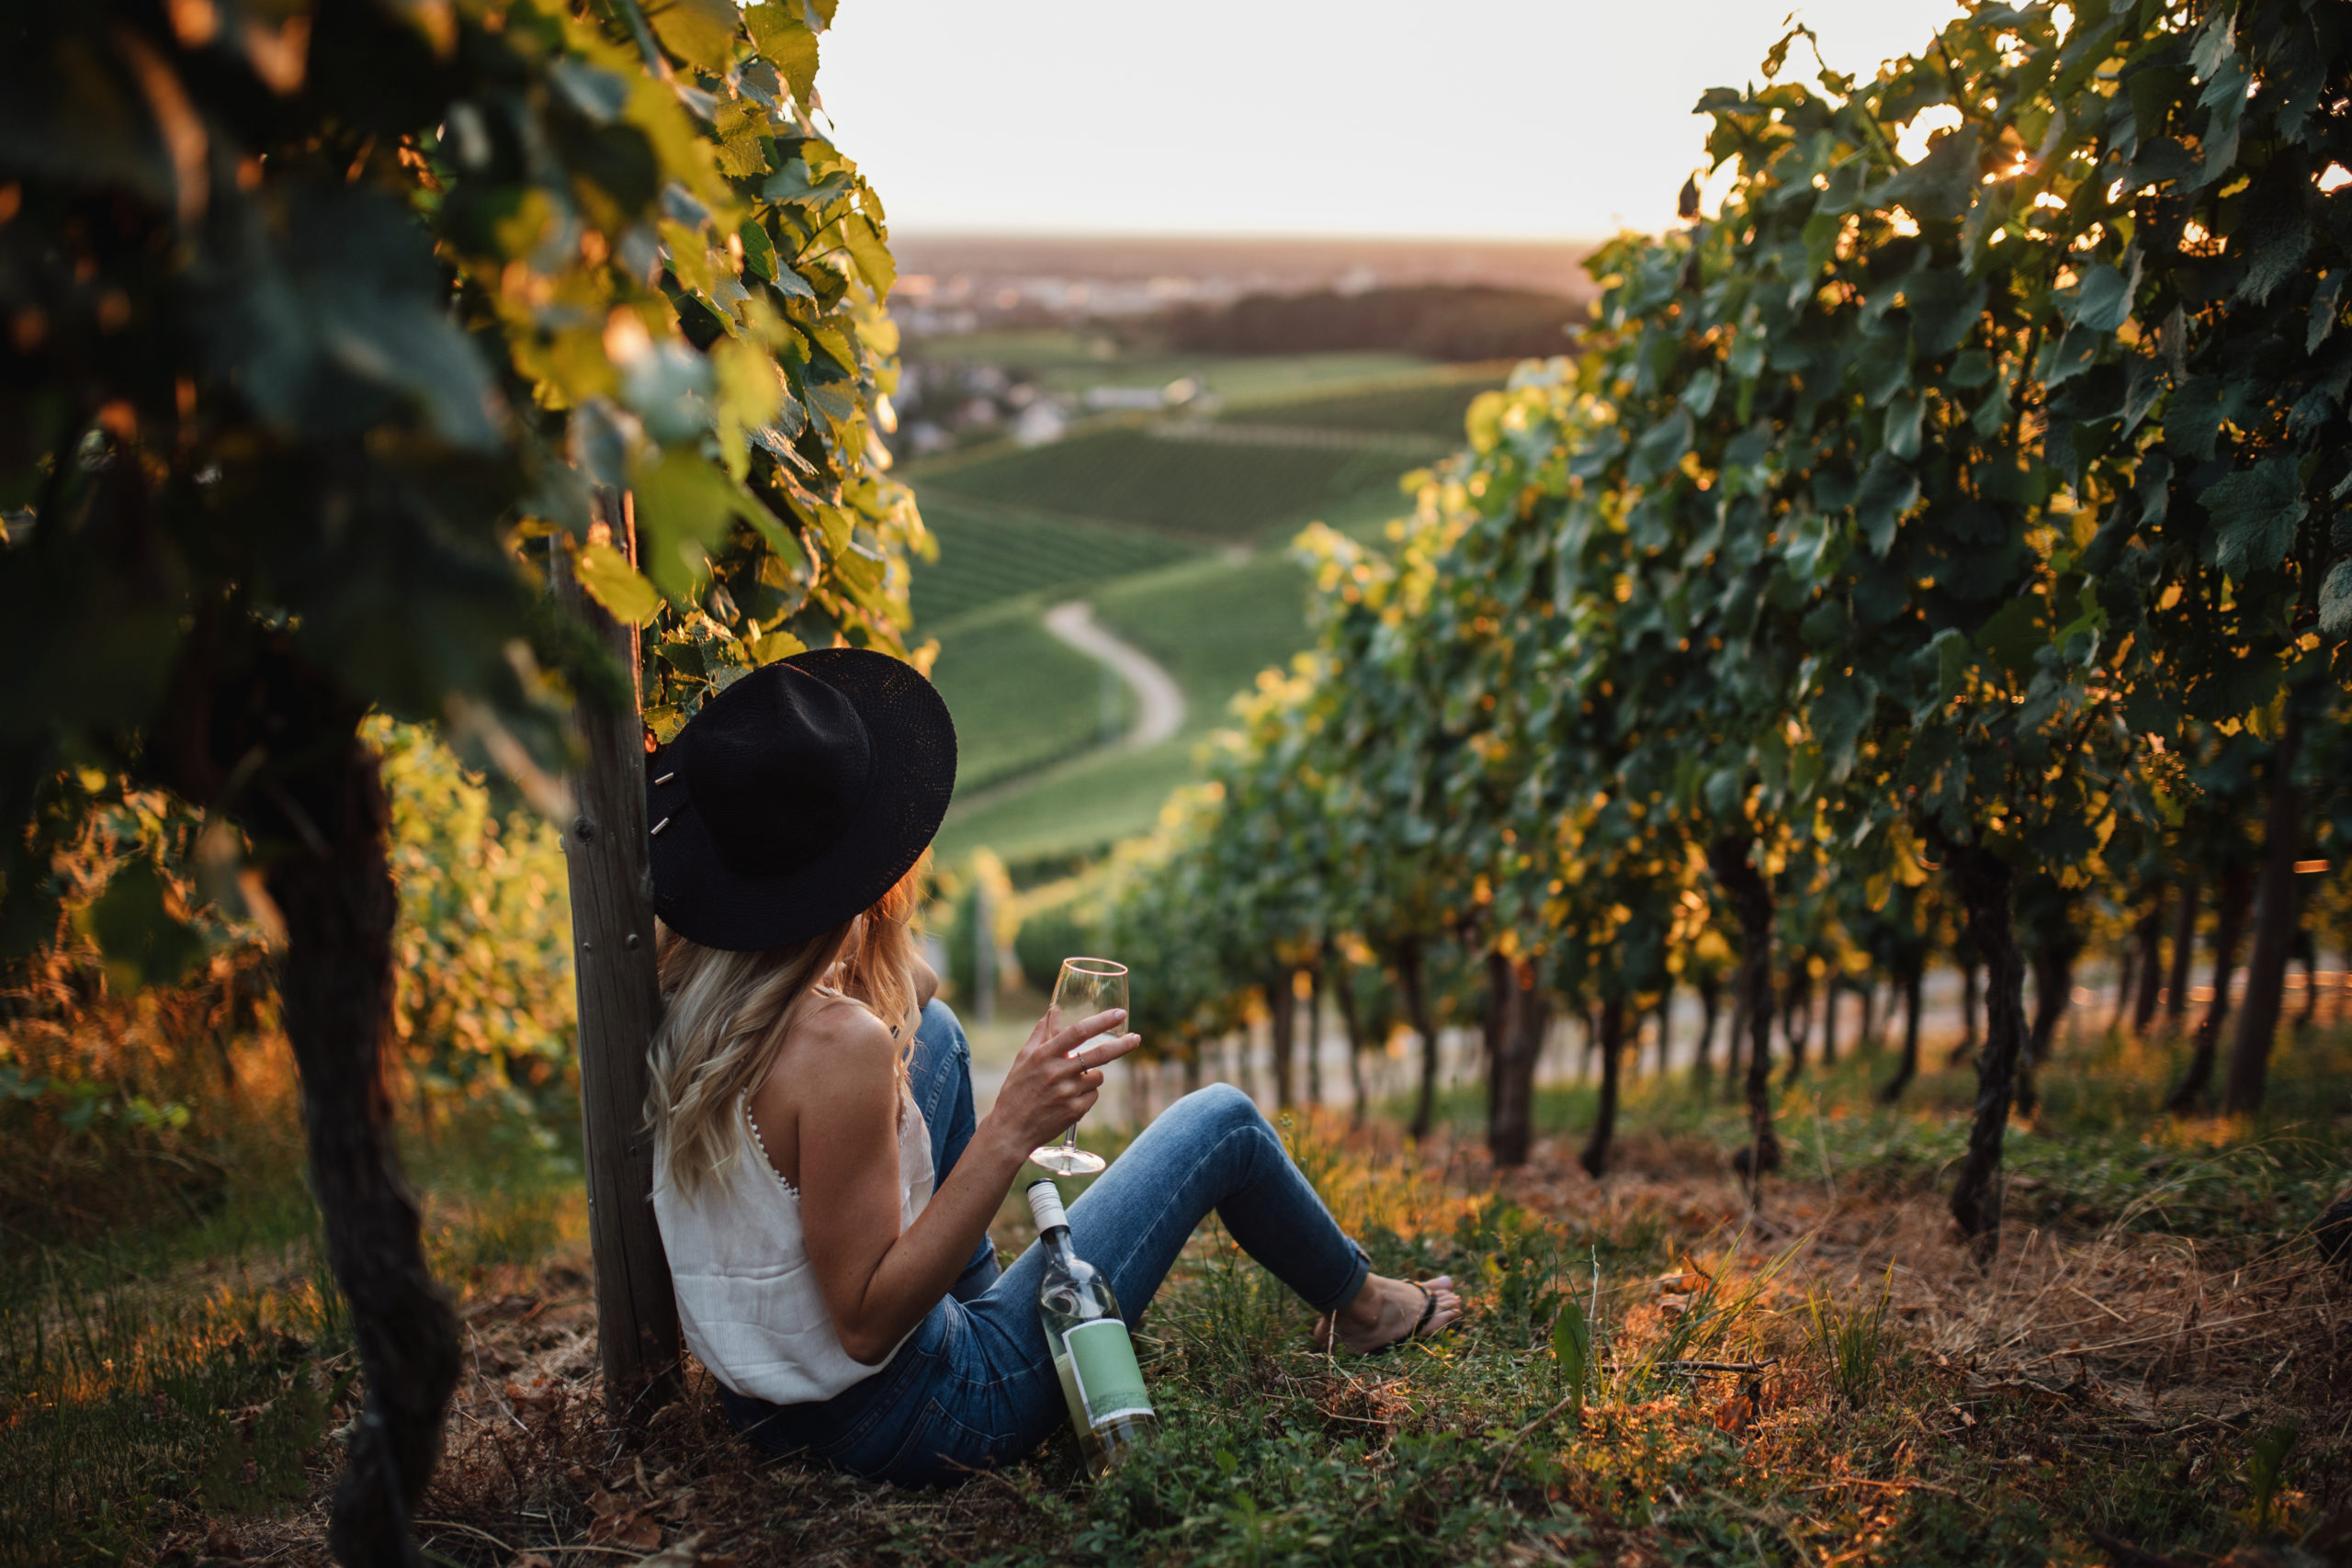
[716, 999, 1372, 1484]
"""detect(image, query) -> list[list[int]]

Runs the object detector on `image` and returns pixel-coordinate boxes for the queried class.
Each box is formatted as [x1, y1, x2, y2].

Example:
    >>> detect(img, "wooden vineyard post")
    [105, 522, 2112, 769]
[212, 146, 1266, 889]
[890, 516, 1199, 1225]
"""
[551, 497, 682, 1421]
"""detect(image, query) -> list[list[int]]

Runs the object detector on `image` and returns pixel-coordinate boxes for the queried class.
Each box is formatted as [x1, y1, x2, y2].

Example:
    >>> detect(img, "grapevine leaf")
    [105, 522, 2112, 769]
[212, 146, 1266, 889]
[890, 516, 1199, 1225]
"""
[2065, 261, 2136, 333]
[2040, 322, 2102, 389]
[2311, 270, 2346, 355]
[644, 0, 741, 73]
[744, 3, 820, 103]
[572, 543, 663, 627]
[1883, 390, 1925, 461]
[1975, 592, 2053, 679]
[1854, 453, 1919, 557]
[2188, 9, 2236, 82]
[2199, 457, 2306, 577]
[2233, 167, 2313, 306]
[1906, 269, 1986, 356]
[1629, 409, 1694, 483]
[1878, 124, 1981, 223]
[2320, 558, 2352, 640]
[842, 212, 897, 299]
[548, 59, 632, 124]
[630, 448, 763, 599]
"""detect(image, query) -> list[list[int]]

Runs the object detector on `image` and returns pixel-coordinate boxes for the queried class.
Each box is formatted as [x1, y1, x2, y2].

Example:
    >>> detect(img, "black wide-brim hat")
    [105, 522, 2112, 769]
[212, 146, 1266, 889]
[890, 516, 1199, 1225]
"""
[647, 648, 956, 953]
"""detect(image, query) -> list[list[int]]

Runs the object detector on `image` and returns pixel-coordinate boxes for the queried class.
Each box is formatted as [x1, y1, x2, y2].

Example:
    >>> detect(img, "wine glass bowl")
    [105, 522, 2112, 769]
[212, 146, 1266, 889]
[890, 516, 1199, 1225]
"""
[1032, 956, 1126, 1176]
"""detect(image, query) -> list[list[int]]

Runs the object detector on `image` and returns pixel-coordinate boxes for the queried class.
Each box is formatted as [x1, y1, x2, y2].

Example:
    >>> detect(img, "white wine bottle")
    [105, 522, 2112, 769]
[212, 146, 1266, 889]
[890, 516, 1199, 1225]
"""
[1025, 1179, 1156, 1471]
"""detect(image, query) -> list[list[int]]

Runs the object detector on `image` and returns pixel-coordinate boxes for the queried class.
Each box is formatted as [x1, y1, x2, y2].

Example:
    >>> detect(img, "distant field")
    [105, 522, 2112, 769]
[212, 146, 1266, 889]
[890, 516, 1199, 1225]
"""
[915, 427, 1401, 542]
[934, 551, 1318, 866]
[901, 333, 1434, 404]
[910, 491, 1201, 626]
[1031, 352, 1436, 404]
[928, 605, 1132, 793]
[1218, 371, 1505, 437]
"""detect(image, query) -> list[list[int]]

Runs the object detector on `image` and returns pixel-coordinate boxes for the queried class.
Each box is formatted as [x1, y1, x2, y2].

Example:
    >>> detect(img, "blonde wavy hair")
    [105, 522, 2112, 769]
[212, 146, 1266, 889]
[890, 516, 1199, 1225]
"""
[648, 857, 930, 1201]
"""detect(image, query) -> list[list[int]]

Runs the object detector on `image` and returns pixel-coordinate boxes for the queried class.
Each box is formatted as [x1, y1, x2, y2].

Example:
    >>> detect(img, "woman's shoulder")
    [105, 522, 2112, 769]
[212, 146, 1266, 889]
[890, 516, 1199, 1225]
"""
[768, 990, 899, 1093]
[791, 988, 896, 1045]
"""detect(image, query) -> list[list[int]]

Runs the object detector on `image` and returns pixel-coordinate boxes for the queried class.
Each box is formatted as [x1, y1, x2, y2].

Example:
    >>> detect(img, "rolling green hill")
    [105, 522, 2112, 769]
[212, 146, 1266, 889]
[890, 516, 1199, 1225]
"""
[933, 550, 1322, 867]
[914, 359, 1486, 871]
[928, 603, 1135, 795]
[910, 492, 1201, 626]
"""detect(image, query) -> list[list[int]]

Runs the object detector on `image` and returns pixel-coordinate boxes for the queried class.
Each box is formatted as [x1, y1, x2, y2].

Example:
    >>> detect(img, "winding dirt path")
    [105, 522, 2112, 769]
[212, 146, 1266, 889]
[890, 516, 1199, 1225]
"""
[1041, 600, 1185, 749]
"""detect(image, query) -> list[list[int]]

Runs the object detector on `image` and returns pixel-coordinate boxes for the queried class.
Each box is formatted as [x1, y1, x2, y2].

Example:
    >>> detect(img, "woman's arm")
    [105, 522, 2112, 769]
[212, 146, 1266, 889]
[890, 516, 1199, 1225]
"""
[785, 1002, 1138, 1364]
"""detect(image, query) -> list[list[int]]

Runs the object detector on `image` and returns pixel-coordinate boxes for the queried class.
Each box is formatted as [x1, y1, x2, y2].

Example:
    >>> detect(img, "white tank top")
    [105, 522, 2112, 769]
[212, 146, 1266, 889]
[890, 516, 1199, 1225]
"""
[652, 1086, 933, 1405]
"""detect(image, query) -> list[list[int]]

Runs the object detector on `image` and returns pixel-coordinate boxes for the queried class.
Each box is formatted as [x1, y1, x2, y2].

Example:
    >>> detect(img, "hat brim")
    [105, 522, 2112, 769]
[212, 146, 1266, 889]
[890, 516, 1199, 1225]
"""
[648, 649, 957, 953]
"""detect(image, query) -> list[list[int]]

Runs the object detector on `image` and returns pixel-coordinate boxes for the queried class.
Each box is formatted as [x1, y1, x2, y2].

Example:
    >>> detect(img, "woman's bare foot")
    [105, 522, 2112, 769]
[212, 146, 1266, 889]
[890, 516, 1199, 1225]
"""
[1314, 1273, 1461, 1354]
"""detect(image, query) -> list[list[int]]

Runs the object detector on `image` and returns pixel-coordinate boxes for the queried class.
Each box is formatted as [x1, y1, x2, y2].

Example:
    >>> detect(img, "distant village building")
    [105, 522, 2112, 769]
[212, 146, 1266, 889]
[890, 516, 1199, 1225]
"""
[1013, 401, 1069, 446]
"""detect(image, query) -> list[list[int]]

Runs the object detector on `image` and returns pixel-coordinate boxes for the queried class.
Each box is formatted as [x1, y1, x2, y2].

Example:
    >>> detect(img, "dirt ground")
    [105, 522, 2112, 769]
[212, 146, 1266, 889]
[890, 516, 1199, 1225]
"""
[157, 1112, 2352, 1568]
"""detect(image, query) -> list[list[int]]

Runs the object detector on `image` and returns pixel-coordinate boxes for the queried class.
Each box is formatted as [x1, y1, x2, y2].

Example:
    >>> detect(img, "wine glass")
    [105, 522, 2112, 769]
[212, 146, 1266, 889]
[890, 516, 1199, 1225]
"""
[1031, 956, 1126, 1176]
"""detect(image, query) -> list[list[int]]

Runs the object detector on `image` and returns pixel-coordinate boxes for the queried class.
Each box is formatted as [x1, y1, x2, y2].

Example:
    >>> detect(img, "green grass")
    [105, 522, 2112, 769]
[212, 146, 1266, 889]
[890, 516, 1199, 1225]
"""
[0, 1103, 585, 1568]
[910, 491, 1203, 626]
[915, 426, 1406, 542]
[930, 603, 1135, 793]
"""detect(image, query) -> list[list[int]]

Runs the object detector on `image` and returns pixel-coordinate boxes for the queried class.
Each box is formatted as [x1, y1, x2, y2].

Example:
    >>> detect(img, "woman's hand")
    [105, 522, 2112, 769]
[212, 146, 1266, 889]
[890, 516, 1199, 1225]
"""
[980, 1006, 1140, 1154]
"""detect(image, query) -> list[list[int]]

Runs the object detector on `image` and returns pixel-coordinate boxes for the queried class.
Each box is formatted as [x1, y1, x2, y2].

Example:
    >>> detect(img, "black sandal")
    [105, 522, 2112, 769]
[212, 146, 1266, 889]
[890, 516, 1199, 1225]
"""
[1318, 1280, 1448, 1356]
[1361, 1281, 1442, 1357]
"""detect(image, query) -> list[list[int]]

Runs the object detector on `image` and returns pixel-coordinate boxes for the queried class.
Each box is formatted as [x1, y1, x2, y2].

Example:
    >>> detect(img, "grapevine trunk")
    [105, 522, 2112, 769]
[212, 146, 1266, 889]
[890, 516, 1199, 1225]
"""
[1396, 938, 1441, 1141]
[1579, 991, 1626, 1179]
[2131, 889, 2166, 1036]
[2165, 863, 2253, 1113]
[2226, 707, 2307, 1115]
[1947, 842, 2026, 1262]
[1707, 833, 1780, 1185]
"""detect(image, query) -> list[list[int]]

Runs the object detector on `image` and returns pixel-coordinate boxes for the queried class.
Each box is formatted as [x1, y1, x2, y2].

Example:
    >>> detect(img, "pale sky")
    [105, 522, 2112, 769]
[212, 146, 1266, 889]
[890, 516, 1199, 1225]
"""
[817, 0, 1968, 239]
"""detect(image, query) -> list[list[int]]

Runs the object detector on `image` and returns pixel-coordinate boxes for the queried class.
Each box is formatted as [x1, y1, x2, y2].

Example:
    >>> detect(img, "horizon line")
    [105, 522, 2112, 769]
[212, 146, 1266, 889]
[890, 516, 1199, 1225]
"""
[884, 226, 1618, 248]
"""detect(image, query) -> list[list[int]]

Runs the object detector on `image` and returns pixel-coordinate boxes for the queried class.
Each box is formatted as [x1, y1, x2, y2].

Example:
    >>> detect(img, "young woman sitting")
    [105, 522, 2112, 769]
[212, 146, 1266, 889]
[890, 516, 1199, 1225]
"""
[644, 649, 1460, 1484]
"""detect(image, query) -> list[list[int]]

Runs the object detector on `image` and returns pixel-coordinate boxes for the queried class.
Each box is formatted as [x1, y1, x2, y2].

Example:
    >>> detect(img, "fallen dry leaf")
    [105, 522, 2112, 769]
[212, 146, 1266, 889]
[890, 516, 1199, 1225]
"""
[588, 1511, 662, 1551]
[639, 1531, 707, 1568]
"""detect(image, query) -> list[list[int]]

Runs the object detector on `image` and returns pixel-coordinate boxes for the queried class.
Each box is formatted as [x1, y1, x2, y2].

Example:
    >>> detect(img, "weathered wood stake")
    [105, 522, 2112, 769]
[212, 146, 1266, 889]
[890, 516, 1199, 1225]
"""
[551, 502, 680, 1420]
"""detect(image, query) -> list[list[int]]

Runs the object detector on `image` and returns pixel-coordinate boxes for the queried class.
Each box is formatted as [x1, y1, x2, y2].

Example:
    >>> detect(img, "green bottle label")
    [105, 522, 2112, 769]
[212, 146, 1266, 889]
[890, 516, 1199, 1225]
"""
[1062, 1318, 1151, 1427]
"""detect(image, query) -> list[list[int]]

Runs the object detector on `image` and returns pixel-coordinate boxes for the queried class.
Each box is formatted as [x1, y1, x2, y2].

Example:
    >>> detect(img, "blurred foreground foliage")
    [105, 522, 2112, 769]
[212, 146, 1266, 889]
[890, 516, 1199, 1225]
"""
[0, 724, 578, 1246]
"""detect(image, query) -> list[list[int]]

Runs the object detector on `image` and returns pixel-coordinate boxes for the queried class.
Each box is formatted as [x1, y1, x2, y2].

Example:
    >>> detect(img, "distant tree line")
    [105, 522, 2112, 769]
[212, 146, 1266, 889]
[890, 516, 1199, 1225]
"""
[1162, 284, 1583, 362]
